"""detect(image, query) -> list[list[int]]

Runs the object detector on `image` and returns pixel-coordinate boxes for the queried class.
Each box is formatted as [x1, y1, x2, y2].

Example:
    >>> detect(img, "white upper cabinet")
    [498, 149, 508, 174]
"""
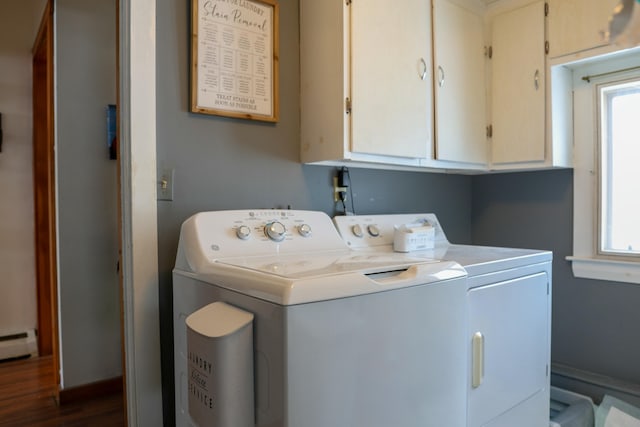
[300, 0, 432, 167]
[548, 0, 620, 59]
[299, 0, 349, 165]
[351, 0, 432, 159]
[432, 0, 487, 166]
[490, 1, 546, 165]
[300, 0, 575, 172]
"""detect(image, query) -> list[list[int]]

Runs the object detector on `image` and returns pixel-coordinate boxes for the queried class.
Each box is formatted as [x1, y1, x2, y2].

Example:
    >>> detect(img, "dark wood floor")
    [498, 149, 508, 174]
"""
[0, 356, 125, 426]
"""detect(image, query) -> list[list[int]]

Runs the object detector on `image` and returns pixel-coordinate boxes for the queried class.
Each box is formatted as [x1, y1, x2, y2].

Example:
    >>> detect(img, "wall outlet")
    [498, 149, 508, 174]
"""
[158, 168, 174, 201]
[333, 176, 348, 202]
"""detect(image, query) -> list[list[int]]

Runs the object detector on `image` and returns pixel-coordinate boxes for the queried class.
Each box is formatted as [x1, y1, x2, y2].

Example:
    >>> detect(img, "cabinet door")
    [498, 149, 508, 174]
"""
[491, 1, 546, 164]
[350, 0, 431, 159]
[433, 0, 487, 164]
[467, 272, 550, 427]
[548, 0, 619, 58]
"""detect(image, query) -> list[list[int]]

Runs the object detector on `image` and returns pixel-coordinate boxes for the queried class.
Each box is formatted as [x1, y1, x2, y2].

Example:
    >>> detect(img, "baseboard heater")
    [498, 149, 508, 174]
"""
[0, 329, 38, 361]
[552, 362, 640, 407]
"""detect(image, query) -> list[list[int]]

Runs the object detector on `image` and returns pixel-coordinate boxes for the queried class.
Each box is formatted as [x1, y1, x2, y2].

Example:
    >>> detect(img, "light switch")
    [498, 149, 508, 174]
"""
[158, 168, 174, 201]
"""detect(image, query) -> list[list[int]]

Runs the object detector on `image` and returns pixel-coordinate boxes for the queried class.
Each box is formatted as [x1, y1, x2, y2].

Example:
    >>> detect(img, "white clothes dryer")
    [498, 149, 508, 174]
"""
[173, 210, 469, 427]
[333, 213, 553, 427]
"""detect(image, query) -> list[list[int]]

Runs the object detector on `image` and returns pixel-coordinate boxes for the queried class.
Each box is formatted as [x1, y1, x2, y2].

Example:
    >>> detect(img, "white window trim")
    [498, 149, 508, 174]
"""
[564, 48, 640, 285]
[567, 256, 640, 284]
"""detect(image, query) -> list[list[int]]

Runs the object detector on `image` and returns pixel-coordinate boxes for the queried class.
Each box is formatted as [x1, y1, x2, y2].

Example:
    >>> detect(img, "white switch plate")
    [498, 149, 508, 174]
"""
[158, 168, 174, 201]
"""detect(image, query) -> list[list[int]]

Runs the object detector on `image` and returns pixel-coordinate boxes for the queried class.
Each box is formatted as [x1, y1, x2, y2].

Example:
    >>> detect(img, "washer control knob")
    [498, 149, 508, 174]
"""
[265, 221, 286, 242]
[235, 225, 251, 240]
[367, 224, 380, 237]
[298, 224, 312, 237]
[352, 224, 364, 238]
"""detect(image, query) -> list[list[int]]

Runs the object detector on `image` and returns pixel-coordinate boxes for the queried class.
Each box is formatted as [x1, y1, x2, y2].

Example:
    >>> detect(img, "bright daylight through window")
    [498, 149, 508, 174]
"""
[567, 50, 640, 284]
[599, 79, 640, 256]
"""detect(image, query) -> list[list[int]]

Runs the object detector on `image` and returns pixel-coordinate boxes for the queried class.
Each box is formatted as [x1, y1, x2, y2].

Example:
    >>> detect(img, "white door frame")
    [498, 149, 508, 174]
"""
[119, 0, 162, 425]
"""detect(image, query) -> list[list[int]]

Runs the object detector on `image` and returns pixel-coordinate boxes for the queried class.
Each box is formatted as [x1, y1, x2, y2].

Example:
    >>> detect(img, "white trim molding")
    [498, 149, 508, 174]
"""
[120, 0, 162, 425]
[567, 256, 640, 285]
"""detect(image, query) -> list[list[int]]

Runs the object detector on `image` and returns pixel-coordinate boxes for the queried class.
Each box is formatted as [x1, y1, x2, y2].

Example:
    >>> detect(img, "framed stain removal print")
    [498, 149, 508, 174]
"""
[190, 0, 279, 122]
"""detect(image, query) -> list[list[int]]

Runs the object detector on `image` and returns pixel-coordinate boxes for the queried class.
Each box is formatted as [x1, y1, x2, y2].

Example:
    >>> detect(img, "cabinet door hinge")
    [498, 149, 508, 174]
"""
[544, 2, 549, 17]
[486, 124, 493, 138]
[485, 45, 493, 59]
[546, 364, 549, 377]
[346, 0, 351, 5]
[345, 97, 352, 115]
[545, 40, 550, 55]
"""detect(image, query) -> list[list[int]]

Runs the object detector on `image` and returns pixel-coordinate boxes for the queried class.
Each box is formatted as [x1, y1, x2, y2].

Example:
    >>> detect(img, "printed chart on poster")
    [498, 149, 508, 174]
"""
[191, 0, 279, 122]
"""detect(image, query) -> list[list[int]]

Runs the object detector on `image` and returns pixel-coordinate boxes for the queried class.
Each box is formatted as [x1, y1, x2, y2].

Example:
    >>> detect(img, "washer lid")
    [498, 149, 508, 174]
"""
[185, 251, 466, 305]
[217, 251, 438, 279]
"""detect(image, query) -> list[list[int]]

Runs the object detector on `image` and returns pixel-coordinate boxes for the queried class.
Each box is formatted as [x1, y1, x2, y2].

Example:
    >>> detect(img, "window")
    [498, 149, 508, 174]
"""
[565, 50, 640, 284]
[598, 80, 640, 256]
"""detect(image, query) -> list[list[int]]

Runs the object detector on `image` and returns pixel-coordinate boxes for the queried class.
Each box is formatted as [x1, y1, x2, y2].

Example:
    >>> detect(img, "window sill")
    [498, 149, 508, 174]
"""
[567, 256, 640, 285]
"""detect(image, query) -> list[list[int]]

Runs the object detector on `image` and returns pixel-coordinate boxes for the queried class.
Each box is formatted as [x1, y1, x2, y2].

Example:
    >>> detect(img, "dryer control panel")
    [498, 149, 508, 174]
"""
[333, 213, 449, 249]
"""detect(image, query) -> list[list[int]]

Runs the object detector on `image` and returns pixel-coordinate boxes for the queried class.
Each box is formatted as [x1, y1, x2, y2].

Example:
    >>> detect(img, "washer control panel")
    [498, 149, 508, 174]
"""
[230, 211, 317, 243]
[177, 210, 348, 268]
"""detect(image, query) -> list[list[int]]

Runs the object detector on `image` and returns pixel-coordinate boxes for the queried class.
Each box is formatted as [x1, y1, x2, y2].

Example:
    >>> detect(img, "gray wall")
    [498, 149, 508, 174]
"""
[156, 0, 640, 423]
[156, 0, 472, 423]
[472, 169, 640, 389]
[157, 0, 640, 424]
[56, 0, 121, 388]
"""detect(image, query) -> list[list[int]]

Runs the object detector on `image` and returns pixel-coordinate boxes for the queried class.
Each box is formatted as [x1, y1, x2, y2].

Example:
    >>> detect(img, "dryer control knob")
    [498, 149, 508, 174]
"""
[236, 225, 251, 240]
[265, 221, 286, 242]
[367, 224, 380, 237]
[298, 224, 312, 237]
[352, 224, 364, 238]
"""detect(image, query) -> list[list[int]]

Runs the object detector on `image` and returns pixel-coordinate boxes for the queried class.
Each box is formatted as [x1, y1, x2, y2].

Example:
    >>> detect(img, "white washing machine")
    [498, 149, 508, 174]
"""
[173, 210, 469, 427]
[333, 213, 553, 427]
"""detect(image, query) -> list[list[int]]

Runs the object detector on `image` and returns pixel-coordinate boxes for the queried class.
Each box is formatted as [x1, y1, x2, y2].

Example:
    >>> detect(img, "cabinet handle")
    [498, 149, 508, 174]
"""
[419, 58, 428, 81]
[534, 69, 540, 91]
[472, 332, 484, 388]
[438, 66, 445, 87]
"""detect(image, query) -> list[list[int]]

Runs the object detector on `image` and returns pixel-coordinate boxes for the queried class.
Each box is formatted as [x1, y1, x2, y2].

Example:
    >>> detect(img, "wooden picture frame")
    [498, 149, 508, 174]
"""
[190, 0, 279, 122]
